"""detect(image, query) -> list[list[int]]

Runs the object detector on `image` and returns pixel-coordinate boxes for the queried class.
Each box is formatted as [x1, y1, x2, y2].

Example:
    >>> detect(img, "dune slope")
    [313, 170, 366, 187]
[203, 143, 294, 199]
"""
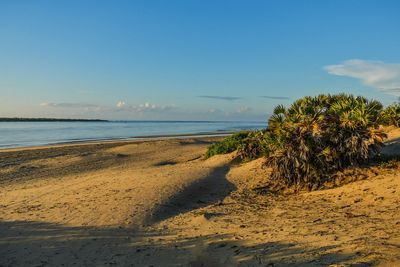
[0, 135, 399, 266]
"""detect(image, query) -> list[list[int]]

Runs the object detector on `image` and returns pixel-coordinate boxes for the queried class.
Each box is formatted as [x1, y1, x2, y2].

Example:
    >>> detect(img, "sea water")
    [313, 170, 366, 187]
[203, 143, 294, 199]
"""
[0, 121, 266, 148]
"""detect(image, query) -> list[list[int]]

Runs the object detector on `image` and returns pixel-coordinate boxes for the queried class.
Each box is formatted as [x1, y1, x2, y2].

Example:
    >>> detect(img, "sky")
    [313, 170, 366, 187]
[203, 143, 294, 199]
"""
[0, 0, 400, 121]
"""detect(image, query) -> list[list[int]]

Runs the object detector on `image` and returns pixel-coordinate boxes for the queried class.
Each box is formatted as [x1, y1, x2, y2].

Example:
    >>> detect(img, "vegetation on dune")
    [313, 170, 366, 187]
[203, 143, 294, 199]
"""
[207, 94, 400, 190]
[379, 103, 400, 127]
[237, 130, 270, 160]
[264, 94, 386, 189]
[205, 132, 250, 158]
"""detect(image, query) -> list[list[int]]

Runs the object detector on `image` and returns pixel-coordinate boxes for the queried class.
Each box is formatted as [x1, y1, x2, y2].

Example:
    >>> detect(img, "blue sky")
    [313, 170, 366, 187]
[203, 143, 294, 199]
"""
[1, 0, 400, 121]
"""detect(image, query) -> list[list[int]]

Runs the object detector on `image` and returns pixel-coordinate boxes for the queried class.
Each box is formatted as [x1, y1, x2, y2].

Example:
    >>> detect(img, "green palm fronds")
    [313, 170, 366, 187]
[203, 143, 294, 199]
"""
[380, 103, 400, 127]
[263, 94, 387, 189]
[206, 93, 399, 190]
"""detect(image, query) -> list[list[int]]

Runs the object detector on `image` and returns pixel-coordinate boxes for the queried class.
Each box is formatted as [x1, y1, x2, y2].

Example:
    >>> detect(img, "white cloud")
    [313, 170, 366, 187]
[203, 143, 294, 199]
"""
[114, 102, 176, 113]
[139, 102, 156, 110]
[207, 108, 223, 114]
[40, 101, 176, 114]
[137, 102, 176, 112]
[116, 101, 126, 108]
[237, 106, 252, 113]
[324, 59, 400, 96]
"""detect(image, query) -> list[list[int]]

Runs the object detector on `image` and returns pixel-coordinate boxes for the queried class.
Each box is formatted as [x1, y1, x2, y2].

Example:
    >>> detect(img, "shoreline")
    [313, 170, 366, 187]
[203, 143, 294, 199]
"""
[0, 131, 235, 151]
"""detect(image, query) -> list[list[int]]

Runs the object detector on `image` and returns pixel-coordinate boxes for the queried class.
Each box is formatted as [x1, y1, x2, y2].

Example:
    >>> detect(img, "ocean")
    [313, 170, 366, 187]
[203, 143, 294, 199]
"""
[0, 120, 266, 148]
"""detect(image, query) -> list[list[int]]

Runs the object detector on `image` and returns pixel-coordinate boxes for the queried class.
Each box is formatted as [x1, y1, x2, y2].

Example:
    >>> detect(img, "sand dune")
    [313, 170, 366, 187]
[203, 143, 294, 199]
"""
[1, 135, 400, 266]
[0, 138, 230, 227]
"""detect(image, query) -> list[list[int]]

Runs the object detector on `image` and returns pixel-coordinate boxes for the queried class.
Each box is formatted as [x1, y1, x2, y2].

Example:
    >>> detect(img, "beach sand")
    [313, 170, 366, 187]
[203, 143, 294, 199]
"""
[0, 133, 400, 266]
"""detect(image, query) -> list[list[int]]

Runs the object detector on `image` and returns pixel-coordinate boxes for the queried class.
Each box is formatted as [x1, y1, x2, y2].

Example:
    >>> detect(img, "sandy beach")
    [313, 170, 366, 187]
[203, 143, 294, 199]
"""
[1, 133, 400, 266]
[2, 0, 399, 265]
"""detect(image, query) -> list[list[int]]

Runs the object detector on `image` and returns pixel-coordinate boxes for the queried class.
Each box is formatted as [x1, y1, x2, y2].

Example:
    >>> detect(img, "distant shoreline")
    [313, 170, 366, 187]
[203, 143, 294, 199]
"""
[0, 118, 108, 122]
[0, 131, 230, 153]
[0, 120, 264, 149]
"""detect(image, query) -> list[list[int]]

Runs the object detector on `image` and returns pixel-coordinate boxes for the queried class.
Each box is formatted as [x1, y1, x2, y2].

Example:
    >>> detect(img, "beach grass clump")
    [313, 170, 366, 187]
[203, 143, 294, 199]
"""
[205, 132, 250, 158]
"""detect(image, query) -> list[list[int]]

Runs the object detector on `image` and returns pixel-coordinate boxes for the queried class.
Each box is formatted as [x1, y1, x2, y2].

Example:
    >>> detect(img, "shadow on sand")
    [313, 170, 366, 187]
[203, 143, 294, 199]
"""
[382, 136, 400, 156]
[0, 220, 376, 266]
[146, 162, 236, 224]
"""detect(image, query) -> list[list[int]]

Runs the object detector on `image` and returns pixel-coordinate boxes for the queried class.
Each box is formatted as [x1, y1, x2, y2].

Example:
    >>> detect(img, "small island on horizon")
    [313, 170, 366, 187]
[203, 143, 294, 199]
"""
[0, 117, 108, 122]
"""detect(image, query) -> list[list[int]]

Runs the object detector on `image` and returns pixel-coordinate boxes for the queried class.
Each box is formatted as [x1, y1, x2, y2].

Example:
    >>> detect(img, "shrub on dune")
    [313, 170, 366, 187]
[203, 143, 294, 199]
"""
[264, 94, 386, 189]
[207, 94, 390, 190]
[205, 132, 249, 158]
[380, 103, 400, 127]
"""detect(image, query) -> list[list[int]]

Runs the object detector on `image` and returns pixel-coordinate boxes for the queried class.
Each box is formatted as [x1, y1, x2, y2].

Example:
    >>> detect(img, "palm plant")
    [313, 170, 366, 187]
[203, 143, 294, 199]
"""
[264, 94, 386, 189]
[206, 93, 389, 190]
[380, 103, 400, 127]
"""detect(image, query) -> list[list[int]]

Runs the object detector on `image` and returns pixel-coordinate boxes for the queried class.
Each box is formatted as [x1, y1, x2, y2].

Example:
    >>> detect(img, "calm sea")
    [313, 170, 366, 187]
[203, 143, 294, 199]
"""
[0, 121, 266, 148]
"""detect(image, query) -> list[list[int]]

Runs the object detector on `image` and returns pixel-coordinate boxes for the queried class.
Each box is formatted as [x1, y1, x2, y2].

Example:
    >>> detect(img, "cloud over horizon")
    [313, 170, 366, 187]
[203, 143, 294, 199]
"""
[197, 95, 242, 101]
[237, 106, 252, 113]
[116, 101, 126, 108]
[38, 101, 267, 120]
[116, 101, 176, 113]
[40, 101, 176, 114]
[324, 59, 400, 96]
